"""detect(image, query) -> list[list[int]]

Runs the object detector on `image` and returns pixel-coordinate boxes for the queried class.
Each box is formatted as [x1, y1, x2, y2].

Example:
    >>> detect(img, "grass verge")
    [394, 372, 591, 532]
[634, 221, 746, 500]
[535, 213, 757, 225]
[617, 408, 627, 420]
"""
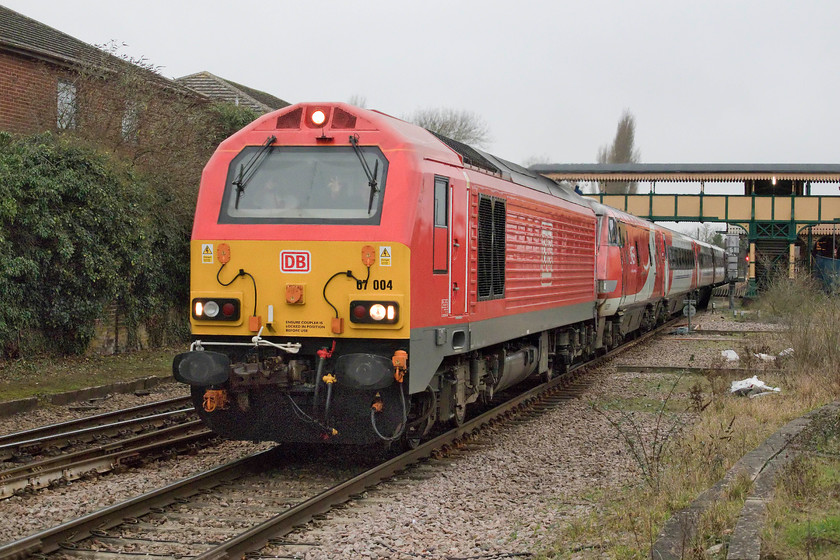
[537, 275, 840, 558]
[0, 347, 180, 402]
[762, 407, 840, 559]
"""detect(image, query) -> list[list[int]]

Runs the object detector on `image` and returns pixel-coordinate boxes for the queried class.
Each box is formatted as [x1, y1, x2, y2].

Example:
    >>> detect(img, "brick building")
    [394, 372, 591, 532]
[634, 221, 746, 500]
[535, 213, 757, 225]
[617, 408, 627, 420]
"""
[0, 5, 210, 141]
[0, 5, 100, 133]
[1, 6, 289, 145]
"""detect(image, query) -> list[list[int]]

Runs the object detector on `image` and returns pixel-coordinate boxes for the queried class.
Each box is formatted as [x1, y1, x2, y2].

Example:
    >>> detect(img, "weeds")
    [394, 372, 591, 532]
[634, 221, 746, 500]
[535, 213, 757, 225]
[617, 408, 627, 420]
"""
[592, 375, 687, 491]
[756, 274, 840, 400]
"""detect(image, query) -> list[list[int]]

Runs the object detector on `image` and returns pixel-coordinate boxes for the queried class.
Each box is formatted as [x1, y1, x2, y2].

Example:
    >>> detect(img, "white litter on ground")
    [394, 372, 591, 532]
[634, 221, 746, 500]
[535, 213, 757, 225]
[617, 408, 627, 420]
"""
[730, 376, 781, 397]
[721, 349, 740, 361]
[753, 353, 776, 361]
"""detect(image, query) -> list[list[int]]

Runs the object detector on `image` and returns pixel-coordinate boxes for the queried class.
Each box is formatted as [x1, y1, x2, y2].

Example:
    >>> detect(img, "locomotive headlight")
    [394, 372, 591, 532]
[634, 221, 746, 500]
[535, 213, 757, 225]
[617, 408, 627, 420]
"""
[195, 301, 204, 317]
[311, 110, 326, 126]
[203, 300, 220, 318]
[369, 304, 387, 321]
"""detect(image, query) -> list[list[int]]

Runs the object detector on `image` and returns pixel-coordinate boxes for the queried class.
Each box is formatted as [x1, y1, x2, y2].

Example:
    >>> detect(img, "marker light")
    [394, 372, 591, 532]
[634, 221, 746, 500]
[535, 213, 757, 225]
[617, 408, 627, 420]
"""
[311, 110, 326, 126]
[349, 300, 400, 325]
[192, 298, 241, 322]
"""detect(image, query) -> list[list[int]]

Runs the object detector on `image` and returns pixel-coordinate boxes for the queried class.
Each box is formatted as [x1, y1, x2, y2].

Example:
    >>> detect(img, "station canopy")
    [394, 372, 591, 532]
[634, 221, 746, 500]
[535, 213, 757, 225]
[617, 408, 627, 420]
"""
[529, 163, 840, 183]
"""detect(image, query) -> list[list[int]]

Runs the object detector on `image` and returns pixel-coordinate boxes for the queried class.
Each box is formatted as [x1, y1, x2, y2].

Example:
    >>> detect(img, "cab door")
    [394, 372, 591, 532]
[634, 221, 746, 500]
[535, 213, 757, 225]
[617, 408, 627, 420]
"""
[449, 173, 469, 317]
[654, 230, 667, 297]
[433, 175, 468, 318]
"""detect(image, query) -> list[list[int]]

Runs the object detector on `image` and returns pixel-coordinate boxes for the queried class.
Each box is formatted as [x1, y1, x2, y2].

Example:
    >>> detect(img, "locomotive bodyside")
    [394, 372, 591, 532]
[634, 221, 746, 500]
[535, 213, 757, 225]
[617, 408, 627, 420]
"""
[174, 103, 600, 444]
[173, 102, 725, 445]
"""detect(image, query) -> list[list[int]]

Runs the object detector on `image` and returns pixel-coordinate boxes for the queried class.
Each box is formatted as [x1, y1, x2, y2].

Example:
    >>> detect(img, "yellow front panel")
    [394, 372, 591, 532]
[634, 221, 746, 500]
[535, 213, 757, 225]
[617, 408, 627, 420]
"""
[190, 240, 411, 339]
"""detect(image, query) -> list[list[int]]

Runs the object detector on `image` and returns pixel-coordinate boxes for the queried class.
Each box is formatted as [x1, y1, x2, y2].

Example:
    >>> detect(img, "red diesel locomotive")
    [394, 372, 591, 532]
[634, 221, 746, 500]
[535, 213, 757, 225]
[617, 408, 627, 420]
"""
[173, 103, 726, 444]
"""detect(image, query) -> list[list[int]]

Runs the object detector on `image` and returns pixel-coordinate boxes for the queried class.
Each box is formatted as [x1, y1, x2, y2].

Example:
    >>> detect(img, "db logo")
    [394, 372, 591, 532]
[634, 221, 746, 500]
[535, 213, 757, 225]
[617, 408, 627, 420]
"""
[280, 251, 311, 273]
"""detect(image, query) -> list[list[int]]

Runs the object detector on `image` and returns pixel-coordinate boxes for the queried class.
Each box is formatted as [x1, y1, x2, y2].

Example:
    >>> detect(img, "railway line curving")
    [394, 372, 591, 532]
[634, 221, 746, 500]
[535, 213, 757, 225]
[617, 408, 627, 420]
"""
[0, 321, 671, 560]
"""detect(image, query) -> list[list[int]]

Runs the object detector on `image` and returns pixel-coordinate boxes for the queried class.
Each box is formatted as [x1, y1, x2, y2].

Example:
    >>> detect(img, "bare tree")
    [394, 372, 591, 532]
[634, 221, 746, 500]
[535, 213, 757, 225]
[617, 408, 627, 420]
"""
[407, 107, 491, 147]
[347, 94, 367, 108]
[696, 223, 726, 248]
[597, 110, 641, 194]
[522, 154, 552, 167]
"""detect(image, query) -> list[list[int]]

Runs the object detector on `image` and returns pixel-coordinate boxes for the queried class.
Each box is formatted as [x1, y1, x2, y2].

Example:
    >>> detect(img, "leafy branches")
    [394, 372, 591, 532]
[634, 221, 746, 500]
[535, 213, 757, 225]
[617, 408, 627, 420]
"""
[0, 132, 188, 356]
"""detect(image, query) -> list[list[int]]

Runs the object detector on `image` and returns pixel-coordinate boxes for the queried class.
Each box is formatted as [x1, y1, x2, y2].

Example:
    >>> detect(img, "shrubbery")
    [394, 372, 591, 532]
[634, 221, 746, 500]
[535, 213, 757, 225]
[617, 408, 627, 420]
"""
[0, 131, 190, 356]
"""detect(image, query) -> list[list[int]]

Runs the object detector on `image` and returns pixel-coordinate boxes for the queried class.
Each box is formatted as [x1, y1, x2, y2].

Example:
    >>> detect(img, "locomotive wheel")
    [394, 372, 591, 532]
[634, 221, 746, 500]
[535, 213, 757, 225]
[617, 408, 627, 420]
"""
[655, 302, 667, 325]
[402, 432, 422, 450]
[451, 404, 466, 427]
[543, 363, 554, 382]
[641, 306, 655, 332]
[550, 358, 568, 379]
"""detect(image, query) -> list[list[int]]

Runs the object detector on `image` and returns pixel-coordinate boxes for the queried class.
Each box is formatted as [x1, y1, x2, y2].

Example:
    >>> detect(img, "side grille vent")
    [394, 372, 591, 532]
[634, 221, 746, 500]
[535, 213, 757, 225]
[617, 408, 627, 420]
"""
[477, 195, 506, 300]
[276, 108, 302, 129]
[331, 107, 357, 129]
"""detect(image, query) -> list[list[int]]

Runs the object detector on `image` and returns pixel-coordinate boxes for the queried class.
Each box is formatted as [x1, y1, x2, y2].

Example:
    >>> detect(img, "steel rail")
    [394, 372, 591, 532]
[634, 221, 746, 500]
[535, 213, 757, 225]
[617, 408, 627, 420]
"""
[0, 421, 215, 499]
[0, 407, 196, 462]
[0, 449, 279, 560]
[190, 320, 677, 560]
[0, 396, 191, 448]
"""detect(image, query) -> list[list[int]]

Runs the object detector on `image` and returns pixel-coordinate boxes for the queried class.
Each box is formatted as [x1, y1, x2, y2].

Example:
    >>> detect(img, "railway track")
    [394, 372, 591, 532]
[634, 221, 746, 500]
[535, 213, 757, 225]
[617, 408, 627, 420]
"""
[0, 320, 674, 560]
[0, 396, 192, 458]
[0, 397, 217, 499]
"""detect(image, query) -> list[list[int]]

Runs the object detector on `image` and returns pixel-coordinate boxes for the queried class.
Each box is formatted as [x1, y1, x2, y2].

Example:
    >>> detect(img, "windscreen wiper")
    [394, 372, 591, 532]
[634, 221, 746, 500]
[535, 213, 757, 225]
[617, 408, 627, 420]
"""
[233, 135, 276, 209]
[349, 134, 379, 214]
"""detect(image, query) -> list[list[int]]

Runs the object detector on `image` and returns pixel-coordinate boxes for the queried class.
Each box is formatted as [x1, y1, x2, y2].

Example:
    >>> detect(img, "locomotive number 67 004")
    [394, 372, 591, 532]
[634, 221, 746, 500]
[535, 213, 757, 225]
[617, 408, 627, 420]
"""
[173, 103, 726, 445]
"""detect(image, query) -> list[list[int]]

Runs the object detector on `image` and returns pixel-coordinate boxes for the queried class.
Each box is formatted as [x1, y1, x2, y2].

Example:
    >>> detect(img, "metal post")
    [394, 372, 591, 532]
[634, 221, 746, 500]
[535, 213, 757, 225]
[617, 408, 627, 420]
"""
[729, 281, 735, 310]
[789, 243, 795, 279]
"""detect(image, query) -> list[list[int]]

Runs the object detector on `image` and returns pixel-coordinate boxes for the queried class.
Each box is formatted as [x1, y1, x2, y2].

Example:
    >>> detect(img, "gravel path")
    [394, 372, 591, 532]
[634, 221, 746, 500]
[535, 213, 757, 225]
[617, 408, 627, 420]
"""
[0, 306, 782, 557]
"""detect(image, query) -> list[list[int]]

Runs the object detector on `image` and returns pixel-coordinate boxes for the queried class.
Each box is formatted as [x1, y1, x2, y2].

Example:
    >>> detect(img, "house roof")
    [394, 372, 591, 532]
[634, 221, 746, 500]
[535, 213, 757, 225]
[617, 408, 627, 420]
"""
[0, 5, 103, 67]
[176, 71, 290, 114]
[0, 5, 202, 97]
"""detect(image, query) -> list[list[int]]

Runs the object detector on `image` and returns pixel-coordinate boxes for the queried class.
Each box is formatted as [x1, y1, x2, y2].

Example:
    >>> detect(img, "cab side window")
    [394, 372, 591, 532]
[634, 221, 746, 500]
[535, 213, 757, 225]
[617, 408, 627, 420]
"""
[608, 218, 618, 245]
[434, 177, 448, 227]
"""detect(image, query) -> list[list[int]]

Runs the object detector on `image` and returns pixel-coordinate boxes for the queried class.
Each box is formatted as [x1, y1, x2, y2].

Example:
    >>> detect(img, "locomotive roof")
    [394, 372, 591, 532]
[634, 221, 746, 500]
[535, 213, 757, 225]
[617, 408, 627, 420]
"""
[421, 128, 585, 207]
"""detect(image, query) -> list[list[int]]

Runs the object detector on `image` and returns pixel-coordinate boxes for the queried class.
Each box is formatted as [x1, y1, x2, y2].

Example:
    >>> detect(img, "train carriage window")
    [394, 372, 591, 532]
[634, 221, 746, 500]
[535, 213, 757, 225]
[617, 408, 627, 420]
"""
[608, 218, 618, 245]
[218, 146, 388, 225]
[596, 216, 604, 248]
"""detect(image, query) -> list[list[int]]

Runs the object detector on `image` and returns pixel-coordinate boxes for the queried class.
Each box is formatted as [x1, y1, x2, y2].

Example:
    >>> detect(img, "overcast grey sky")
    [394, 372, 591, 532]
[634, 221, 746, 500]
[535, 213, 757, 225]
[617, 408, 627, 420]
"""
[5, 0, 840, 168]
